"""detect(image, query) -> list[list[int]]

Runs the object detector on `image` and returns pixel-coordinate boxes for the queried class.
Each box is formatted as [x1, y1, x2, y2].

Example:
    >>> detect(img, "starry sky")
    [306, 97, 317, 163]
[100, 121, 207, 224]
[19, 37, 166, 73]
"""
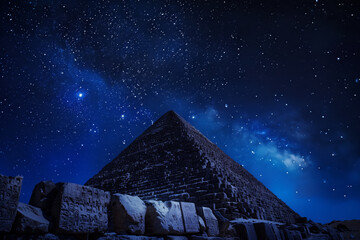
[1, 0, 359, 223]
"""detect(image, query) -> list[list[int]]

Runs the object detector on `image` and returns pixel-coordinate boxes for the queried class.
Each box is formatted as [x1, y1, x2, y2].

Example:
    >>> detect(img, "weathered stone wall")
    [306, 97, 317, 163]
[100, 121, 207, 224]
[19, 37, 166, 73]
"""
[86, 111, 299, 223]
[12, 202, 49, 233]
[0, 175, 346, 240]
[0, 174, 22, 232]
[50, 182, 111, 234]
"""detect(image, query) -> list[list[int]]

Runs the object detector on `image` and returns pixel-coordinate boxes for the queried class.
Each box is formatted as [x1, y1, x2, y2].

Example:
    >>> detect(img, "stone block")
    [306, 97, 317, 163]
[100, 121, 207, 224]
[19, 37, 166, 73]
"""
[50, 182, 110, 234]
[29, 181, 56, 210]
[283, 229, 303, 240]
[12, 202, 49, 233]
[287, 225, 310, 239]
[111, 194, 146, 234]
[0, 174, 22, 232]
[198, 216, 206, 233]
[213, 210, 230, 236]
[324, 226, 343, 240]
[145, 200, 185, 235]
[180, 202, 200, 234]
[254, 222, 277, 240]
[233, 222, 257, 240]
[197, 207, 219, 237]
[307, 221, 323, 234]
[271, 224, 283, 240]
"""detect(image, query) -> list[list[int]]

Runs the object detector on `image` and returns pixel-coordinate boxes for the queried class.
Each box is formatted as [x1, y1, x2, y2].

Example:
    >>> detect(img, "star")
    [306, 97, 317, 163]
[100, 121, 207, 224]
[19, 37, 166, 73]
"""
[1, 0, 359, 224]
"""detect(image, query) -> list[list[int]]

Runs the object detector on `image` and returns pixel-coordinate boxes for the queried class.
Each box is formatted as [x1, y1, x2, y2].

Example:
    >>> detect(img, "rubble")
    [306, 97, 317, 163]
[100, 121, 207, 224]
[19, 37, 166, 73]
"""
[180, 202, 200, 234]
[29, 180, 56, 210]
[12, 202, 49, 233]
[197, 207, 219, 237]
[50, 182, 110, 234]
[233, 222, 257, 240]
[111, 194, 146, 234]
[198, 216, 206, 233]
[145, 200, 185, 235]
[213, 211, 230, 236]
[283, 229, 303, 240]
[0, 177, 347, 239]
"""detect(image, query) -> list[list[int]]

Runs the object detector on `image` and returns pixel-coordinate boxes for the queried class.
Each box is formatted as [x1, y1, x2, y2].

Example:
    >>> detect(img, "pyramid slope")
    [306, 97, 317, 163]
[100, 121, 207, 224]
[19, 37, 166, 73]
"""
[86, 110, 299, 223]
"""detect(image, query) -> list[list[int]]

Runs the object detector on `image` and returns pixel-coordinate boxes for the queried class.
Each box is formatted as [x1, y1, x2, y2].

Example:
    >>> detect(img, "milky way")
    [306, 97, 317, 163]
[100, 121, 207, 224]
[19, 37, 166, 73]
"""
[0, 0, 359, 223]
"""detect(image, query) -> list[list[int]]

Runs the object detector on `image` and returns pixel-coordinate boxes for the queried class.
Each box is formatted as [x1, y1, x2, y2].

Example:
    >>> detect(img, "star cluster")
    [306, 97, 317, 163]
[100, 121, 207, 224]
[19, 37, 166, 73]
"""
[0, 0, 359, 223]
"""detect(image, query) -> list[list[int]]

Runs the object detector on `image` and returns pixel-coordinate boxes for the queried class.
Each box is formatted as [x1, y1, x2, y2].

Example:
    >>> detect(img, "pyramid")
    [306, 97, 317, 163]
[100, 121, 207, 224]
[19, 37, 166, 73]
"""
[86, 111, 299, 223]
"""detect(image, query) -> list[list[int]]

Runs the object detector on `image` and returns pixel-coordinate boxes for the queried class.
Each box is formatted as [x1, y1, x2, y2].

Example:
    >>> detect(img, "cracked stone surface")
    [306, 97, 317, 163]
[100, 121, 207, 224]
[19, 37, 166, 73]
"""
[50, 182, 110, 234]
[0, 174, 22, 232]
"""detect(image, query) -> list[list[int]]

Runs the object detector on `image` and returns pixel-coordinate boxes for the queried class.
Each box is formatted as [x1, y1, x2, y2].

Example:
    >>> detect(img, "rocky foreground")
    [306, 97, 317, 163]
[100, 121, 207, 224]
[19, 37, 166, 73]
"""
[0, 174, 354, 240]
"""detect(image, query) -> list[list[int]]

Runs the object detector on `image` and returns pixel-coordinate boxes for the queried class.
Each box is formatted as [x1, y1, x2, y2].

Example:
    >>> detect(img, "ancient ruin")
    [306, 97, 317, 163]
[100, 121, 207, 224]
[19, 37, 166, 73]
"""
[49, 182, 111, 234]
[86, 110, 299, 223]
[0, 111, 349, 239]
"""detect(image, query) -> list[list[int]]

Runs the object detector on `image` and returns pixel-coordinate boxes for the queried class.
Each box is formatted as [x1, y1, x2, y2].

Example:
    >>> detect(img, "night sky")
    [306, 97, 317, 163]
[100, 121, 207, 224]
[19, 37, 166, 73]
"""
[1, 0, 359, 223]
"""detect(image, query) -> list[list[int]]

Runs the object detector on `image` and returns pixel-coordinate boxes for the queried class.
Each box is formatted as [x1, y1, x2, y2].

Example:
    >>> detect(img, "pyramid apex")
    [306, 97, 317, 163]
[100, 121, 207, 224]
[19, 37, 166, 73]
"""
[164, 110, 178, 116]
[159, 110, 183, 122]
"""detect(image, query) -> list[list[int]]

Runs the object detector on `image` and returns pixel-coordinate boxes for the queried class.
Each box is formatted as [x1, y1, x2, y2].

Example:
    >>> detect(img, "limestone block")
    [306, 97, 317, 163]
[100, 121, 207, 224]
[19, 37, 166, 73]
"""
[233, 222, 257, 240]
[213, 210, 230, 235]
[271, 224, 283, 240]
[307, 221, 323, 234]
[324, 226, 343, 240]
[12, 202, 49, 233]
[283, 229, 303, 240]
[145, 200, 185, 235]
[180, 202, 200, 234]
[0, 174, 22, 232]
[198, 216, 206, 233]
[287, 225, 310, 238]
[254, 222, 277, 240]
[197, 207, 219, 236]
[50, 182, 110, 233]
[29, 180, 56, 210]
[111, 194, 146, 234]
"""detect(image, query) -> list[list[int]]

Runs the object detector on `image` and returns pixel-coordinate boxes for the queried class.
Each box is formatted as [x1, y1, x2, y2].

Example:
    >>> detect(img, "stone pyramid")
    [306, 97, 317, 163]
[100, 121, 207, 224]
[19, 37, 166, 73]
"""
[86, 110, 299, 223]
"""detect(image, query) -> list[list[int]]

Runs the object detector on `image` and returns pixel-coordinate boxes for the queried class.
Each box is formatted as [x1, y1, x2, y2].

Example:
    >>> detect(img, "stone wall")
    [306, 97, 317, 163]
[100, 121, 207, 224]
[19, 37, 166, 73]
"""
[50, 182, 110, 234]
[0, 174, 22, 232]
[0, 175, 346, 240]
